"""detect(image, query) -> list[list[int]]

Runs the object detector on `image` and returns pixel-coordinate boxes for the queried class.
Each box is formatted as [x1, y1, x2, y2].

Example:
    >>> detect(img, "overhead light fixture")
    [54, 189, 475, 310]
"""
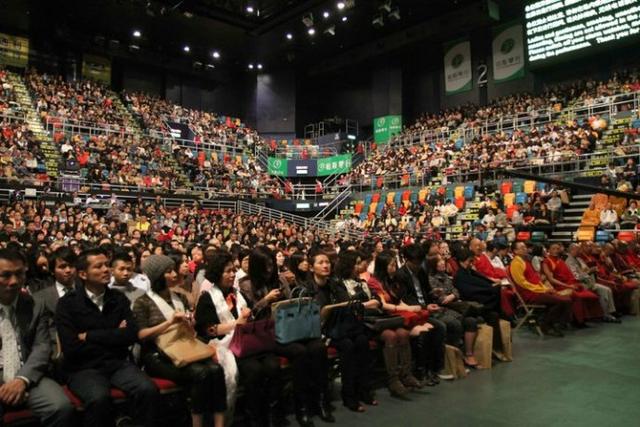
[342, 16, 348, 22]
[389, 7, 400, 21]
[324, 25, 336, 36]
[246, 5, 255, 13]
[183, 45, 190, 52]
[337, 2, 345, 10]
[308, 28, 316, 35]
[248, 63, 254, 69]
[212, 50, 220, 59]
[205, 64, 215, 70]
[129, 44, 140, 52]
[257, 64, 263, 70]
[380, 1, 392, 13]
[372, 15, 384, 28]
[302, 13, 314, 27]
[193, 61, 203, 70]
[323, 11, 330, 18]
[286, 32, 293, 40]
[132, 30, 141, 38]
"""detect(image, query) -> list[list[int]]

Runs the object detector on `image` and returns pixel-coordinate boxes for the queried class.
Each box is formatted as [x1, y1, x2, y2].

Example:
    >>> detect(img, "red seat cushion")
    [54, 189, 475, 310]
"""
[326, 346, 338, 358]
[63, 386, 83, 409]
[151, 377, 178, 391]
[3, 409, 36, 424]
[110, 388, 127, 400]
[278, 357, 290, 368]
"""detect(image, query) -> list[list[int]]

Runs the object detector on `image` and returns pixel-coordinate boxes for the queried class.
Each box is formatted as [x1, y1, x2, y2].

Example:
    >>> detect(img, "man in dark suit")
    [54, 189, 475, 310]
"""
[0, 248, 74, 425]
[33, 247, 78, 359]
[394, 244, 448, 382]
[55, 248, 159, 427]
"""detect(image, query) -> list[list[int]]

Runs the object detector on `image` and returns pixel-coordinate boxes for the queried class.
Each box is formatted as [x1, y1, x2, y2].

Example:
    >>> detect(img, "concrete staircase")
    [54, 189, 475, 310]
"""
[549, 193, 594, 242]
[6, 72, 61, 180]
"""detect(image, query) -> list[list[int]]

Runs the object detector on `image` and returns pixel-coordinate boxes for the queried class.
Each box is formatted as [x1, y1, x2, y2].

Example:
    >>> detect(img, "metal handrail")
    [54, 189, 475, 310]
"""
[313, 185, 352, 221]
[348, 143, 640, 194]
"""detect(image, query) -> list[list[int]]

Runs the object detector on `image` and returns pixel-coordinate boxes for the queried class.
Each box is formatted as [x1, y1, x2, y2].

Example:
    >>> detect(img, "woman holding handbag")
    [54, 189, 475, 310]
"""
[133, 255, 227, 427]
[195, 250, 280, 427]
[239, 247, 334, 427]
[306, 250, 370, 412]
[367, 250, 443, 387]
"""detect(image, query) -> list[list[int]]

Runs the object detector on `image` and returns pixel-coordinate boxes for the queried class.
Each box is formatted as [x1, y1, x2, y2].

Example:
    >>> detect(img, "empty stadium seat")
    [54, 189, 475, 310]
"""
[500, 181, 513, 195]
[394, 192, 403, 206]
[401, 190, 411, 202]
[464, 185, 474, 200]
[517, 231, 531, 241]
[515, 192, 528, 205]
[618, 231, 635, 242]
[454, 186, 464, 199]
[386, 192, 395, 205]
[371, 193, 381, 203]
[523, 180, 536, 194]
[364, 194, 372, 206]
[506, 205, 518, 218]
[504, 193, 516, 207]
[512, 181, 524, 193]
[530, 231, 547, 242]
[418, 189, 428, 204]
[576, 227, 595, 241]
[596, 230, 613, 242]
[455, 197, 465, 210]
[353, 202, 363, 215]
[368, 202, 377, 215]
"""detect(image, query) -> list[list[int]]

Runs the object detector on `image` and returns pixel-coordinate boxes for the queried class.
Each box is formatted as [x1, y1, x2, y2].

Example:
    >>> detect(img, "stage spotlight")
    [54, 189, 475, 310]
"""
[257, 64, 263, 70]
[286, 33, 293, 40]
[248, 63, 254, 69]
[337, 2, 345, 10]
[246, 5, 254, 13]
[308, 28, 316, 35]
[212, 50, 220, 59]
[342, 16, 348, 22]
[183, 45, 190, 52]
[323, 11, 330, 18]
[132, 30, 141, 38]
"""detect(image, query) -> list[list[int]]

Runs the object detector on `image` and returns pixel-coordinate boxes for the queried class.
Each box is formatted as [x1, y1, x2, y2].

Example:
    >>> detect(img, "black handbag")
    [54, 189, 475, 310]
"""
[363, 311, 405, 332]
[324, 300, 366, 341]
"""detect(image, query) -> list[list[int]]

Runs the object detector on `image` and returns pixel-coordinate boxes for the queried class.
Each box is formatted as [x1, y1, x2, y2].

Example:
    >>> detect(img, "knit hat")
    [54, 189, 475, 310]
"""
[141, 255, 175, 285]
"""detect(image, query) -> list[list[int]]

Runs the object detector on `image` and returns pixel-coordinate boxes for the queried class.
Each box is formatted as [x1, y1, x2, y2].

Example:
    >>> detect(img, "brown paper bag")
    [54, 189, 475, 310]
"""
[156, 323, 215, 367]
[473, 325, 493, 370]
[498, 320, 514, 361]
[443, 345, 467, 379]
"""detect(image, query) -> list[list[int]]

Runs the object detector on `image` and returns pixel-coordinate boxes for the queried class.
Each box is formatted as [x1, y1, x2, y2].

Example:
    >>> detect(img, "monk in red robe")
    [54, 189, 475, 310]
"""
[579, 243, 637, 313]
[470, 239, 515, 318]
[541, 243, 603, 326]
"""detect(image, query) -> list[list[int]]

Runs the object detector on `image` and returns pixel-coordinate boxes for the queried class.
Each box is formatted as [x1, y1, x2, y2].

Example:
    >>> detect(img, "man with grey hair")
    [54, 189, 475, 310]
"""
[565, 243, 620, 322]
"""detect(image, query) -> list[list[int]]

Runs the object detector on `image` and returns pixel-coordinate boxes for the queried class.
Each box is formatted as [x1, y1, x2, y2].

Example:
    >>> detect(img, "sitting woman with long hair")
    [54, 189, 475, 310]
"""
[367, 250, 443, 386]
[305, 250, 374, 413]
[195, 250, 280, 427]
[133, 254, 226, 427]
[239, 246, 334, 427]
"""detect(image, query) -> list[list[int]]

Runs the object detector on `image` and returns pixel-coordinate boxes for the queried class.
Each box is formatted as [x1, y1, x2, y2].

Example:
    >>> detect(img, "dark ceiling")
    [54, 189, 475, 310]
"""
[0, 0, 525, 76]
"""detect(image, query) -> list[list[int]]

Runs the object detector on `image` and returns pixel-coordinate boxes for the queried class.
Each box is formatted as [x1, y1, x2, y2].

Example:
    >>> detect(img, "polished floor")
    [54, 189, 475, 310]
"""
[326, 317, 640, 427]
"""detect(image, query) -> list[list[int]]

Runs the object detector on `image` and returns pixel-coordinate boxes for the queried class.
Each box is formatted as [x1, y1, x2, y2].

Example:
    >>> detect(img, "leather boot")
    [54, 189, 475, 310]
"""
[295, 404, 315, 427]
[382, 345, 408, 397]
[311, 392, 335, 423]
[398, 343, 422, 389]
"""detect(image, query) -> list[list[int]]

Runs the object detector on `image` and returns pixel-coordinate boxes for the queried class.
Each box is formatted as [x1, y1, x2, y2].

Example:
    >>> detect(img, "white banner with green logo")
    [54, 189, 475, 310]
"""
[492, 23, 525, 83]
[373, 115, 402, 143]
[443, 40, 472, 95]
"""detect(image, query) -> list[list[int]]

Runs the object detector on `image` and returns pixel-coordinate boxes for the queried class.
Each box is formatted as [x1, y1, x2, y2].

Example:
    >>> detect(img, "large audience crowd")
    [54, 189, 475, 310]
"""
[27, 71, 131, 132]
[0, 193, 637, 427]
[398, 70, 640, 137]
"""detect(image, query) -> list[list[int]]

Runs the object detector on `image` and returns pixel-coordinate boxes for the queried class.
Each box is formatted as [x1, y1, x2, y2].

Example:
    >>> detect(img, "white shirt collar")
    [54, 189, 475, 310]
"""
[55, 281, 73, 299]
[85, 287, 106, 311]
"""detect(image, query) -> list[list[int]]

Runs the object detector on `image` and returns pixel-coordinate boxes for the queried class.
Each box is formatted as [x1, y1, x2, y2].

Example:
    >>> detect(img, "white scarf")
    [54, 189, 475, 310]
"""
[205, 285, 248, 412]
[147, 290, 185, 320]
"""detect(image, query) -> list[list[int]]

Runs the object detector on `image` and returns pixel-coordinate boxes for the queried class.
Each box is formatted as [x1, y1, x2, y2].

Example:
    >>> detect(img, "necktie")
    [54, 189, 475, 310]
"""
[1, 306, 21, 382]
